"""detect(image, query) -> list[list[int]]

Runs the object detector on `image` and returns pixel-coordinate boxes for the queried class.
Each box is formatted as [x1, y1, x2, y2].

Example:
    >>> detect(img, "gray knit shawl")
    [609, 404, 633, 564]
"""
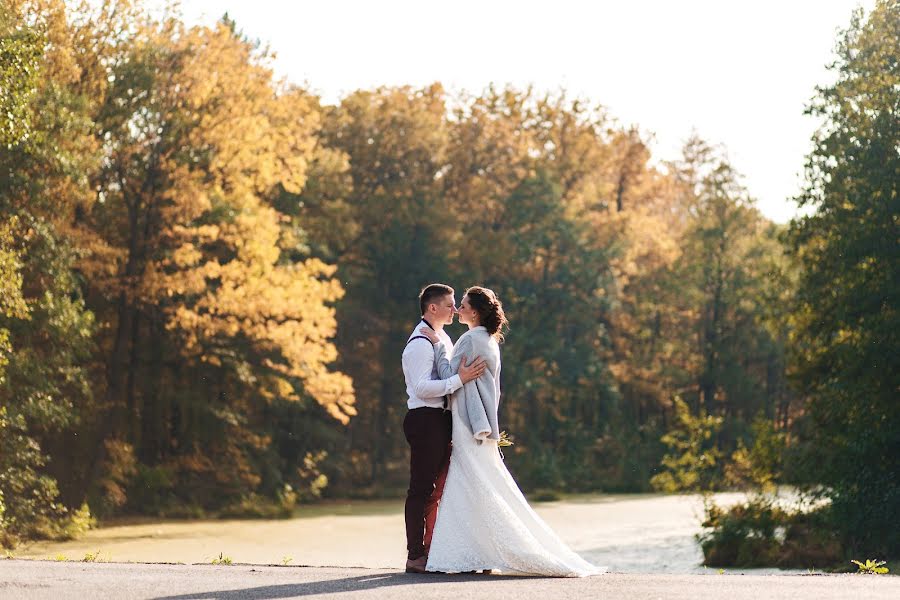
[434, 326, 501, 442]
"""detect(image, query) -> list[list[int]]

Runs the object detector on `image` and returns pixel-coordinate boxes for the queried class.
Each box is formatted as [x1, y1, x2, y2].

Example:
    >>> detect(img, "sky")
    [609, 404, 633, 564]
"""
[173, 0, 874, 223]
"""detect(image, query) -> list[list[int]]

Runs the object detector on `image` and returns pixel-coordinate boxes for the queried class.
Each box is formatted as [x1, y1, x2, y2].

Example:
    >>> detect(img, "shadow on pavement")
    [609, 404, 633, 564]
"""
[152, 571, 524, 599]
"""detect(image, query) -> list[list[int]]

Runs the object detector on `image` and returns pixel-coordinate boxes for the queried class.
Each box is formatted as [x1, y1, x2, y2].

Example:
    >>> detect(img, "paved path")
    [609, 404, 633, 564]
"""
[1, 560, 897, 600]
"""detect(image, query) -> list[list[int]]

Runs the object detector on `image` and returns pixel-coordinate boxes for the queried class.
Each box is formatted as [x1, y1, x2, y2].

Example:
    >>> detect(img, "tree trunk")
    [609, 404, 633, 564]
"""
[141, 313, 165, 463]
[127, 310, 141, 447]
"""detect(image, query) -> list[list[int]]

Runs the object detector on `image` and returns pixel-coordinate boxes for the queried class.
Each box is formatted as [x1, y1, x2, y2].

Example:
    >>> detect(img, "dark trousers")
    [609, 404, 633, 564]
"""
[403, 406, 452, 560]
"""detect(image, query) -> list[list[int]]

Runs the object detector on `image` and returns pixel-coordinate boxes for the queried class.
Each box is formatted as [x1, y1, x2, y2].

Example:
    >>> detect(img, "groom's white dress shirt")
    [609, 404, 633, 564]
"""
[402, 318, 462, 410]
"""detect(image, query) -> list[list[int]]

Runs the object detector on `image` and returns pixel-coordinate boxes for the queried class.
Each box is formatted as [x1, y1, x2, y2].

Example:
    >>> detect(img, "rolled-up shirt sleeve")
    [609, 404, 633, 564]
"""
[403, 341, 462, 399]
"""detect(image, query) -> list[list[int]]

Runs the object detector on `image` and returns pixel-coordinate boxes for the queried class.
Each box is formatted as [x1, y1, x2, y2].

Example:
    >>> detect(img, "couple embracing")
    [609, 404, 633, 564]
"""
[401, 283, 605, 577]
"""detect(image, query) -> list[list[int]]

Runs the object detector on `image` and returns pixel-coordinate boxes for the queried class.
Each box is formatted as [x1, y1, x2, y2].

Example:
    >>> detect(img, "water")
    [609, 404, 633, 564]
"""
[518, 493, 743, 573]
[16, 492, 803, 573]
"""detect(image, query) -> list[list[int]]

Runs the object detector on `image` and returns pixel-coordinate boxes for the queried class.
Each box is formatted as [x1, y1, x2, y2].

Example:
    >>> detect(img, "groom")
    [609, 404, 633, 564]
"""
[402, 283, 485, 574]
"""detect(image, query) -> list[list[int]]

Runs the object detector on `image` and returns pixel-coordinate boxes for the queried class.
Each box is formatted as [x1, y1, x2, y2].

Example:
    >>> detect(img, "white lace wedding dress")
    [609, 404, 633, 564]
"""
[425, 339, 605, 577]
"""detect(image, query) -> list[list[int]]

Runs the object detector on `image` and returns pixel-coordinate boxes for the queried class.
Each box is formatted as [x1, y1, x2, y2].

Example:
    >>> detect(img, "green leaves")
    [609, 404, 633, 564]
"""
[0, 26, 41, 148]
[650, 397, 724, 493]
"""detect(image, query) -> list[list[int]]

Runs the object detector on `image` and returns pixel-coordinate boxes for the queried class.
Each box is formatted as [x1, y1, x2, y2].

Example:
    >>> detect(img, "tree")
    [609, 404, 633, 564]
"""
[669, 138, 791, 440]
[309, 84, 452, 486]
[650, 397, 723, 493]
[0, 2, 96, 544]
[11, 2, 357, 514]
[787, 0, 899, 556]
[444, 90, 623, 491]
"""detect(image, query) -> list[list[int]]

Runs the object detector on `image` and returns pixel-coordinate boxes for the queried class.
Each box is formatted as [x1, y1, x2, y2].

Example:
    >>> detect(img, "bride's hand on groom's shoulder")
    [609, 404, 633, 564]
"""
[419, 327, 440, 344]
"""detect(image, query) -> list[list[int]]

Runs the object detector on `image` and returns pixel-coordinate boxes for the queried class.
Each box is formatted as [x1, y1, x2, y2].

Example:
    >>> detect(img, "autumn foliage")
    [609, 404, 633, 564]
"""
[1, 0, 895, 563]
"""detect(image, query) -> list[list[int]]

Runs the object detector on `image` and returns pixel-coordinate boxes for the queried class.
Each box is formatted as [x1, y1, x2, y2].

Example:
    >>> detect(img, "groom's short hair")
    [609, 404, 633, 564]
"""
[419, 283, 454, 316]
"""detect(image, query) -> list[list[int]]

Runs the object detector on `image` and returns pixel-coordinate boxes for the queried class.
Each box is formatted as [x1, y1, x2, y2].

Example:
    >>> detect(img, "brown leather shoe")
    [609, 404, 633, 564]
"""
[405, 556, 427, 574]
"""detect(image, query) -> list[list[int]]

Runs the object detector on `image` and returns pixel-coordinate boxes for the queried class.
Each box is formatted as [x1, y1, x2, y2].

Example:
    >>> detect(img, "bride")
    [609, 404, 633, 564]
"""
[418, 286, 605, 577]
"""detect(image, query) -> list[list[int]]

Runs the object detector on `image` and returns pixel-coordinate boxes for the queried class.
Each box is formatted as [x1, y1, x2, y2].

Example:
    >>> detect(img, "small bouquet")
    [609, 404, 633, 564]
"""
[497, 430, 514, 460]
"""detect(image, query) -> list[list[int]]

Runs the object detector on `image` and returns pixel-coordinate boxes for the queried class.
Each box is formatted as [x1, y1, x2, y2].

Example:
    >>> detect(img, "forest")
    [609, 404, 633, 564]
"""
[1, 0, 896, 565]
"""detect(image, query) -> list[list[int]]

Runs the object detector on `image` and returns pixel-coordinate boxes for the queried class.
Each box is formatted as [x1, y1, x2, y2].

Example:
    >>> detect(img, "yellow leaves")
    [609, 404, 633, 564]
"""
[612, 206, 683, 284]
[231, 206, 281, 266]
[171, 243, 202, 268]
[302, 371, 357, 424]
[199, 260, 222, 280]
[161, 165, 212, 223]
[274, 376, 295, 400]
[162, 213, 355, 422]
[170, 23, 319, 198]
[59, 6, 355, 430]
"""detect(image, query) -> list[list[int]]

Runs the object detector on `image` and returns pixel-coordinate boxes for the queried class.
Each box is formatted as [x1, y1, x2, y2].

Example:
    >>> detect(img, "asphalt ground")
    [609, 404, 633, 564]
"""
[1, 560, 897, 600]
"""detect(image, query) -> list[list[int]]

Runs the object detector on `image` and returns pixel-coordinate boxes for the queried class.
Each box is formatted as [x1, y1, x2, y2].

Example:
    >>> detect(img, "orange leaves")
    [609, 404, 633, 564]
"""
[170, 242, 202, 268]
[613, 205, 683, 284]
[71, 9, 357, 427]
[170, 255, 351, 415]
[172, 23, 319, 198]
[299, 371, 357, 425]
[162, 224, 355, 423]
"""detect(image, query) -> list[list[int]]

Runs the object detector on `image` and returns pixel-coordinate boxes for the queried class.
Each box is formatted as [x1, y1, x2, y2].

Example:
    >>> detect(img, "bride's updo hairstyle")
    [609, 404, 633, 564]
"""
[465, 286, 509, 343]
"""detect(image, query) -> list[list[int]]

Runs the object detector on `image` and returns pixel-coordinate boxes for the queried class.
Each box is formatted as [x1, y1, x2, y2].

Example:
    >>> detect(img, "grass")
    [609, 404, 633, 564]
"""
[211, 552, 232, 565]
[82, 550, 102, 562]
[93, 497, 404, 525]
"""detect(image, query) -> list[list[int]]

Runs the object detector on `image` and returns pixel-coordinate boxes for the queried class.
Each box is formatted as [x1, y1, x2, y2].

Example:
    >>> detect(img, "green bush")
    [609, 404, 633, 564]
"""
[123, 463, 175, 516]
[0, 406, 93, 547]
[650, 398, 723, 493]
[699, 496, 844, 569]
[699, 497, 784, 567]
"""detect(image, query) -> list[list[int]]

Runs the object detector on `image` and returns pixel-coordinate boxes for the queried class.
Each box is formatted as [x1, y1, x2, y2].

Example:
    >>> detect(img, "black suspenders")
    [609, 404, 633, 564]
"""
[406, 319, 449, 409]
[405, 318, 435, 347]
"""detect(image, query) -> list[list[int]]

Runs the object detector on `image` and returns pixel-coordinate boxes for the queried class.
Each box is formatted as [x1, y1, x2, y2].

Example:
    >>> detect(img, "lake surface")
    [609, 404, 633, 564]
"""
[16, 492, 799, 573]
